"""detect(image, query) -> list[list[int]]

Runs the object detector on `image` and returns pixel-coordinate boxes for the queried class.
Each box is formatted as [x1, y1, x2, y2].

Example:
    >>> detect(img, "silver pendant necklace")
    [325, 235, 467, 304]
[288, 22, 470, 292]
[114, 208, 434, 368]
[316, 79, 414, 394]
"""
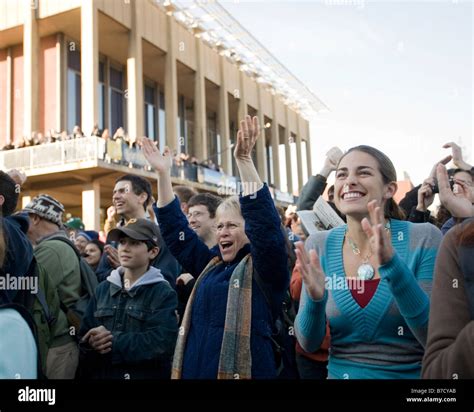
[345, 222, 390, 281]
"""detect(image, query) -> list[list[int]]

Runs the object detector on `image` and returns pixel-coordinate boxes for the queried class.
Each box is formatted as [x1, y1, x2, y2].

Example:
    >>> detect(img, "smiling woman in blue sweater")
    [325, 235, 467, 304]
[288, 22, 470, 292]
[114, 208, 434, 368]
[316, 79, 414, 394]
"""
[294, 146, 442, 379]
[141, 116, 288, 379]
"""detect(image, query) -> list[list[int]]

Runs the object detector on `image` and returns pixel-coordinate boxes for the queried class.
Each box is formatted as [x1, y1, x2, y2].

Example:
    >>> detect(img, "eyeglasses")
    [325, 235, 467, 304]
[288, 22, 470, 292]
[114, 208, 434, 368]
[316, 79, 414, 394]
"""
[187, 211, 208, 219]
[453, 178, 473, 187]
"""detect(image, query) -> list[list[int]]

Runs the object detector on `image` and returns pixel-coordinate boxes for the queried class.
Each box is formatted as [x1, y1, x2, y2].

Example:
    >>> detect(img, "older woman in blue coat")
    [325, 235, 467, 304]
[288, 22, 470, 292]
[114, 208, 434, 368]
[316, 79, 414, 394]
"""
[141, 116, 289, 379]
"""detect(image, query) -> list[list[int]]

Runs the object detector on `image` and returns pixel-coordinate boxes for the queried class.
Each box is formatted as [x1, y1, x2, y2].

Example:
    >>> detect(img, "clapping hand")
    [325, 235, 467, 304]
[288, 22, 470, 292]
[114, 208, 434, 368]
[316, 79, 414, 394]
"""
[361, 200, 394, 266]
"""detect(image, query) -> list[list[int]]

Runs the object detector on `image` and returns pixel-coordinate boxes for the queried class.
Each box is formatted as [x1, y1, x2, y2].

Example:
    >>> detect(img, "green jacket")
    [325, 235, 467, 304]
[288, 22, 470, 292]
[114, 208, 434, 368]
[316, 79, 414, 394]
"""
[34, 231, 81, 347]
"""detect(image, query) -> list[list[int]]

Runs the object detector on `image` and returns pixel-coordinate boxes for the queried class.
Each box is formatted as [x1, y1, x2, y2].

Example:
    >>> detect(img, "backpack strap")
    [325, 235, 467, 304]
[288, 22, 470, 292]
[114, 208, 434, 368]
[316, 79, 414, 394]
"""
[46, 236, 82, 314]
[47, 235, 81, 259]
[36, 288, 55, 327]
[458, 245, 474, 320]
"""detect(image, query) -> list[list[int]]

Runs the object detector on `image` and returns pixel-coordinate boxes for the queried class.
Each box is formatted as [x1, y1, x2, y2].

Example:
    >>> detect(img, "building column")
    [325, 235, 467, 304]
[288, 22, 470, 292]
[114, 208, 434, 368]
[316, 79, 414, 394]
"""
[284, 106, 293, 195]
[82, 181, 101, 231]
[295, 115, 304, 194]
[23, 2, 39, 137]
[194, 38, 207, 161]
[270, 96, 280, 189]
[81, 0, 99, 136]
[237, 71, 247, 121]
[5, 48, 12, 144]
[305, 119, 313, 177]
[21, 195, 32, 209]
[256, 86, 268, 182]
[164, 15, 178, 152]
[218, 56, 231, 175]
[56, 33, 66, 133]
[127, 0, 144, 140]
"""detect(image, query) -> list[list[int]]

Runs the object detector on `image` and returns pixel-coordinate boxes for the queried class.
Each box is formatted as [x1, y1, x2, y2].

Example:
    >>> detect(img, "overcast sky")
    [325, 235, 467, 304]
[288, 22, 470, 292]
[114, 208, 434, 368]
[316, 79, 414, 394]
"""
[221, 0, 473, 189]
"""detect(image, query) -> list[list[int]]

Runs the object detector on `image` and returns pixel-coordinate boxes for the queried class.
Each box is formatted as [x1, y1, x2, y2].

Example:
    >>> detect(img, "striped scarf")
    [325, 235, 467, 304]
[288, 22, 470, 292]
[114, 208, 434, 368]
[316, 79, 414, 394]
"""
[171, 253, 253, 379]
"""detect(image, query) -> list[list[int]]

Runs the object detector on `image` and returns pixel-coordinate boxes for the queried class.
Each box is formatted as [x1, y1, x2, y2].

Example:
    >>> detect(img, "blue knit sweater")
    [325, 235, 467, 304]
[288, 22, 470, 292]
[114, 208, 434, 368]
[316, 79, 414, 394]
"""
[155, 184, 289, 378]
[295, 220, 442, 379]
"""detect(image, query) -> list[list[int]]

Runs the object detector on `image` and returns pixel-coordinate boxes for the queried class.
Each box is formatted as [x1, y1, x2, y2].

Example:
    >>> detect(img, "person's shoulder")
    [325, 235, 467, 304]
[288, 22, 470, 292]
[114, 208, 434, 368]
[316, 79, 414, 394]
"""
[401, 220, 442, 247]
[38, 238, 76, 256]
[305, 226, 343, 251]
[4, 215, 29, 235]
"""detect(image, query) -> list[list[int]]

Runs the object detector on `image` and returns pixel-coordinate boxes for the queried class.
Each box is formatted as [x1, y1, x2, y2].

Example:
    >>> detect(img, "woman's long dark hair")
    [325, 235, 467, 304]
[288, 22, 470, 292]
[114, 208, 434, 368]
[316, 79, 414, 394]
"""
[338, 145, 406, 220]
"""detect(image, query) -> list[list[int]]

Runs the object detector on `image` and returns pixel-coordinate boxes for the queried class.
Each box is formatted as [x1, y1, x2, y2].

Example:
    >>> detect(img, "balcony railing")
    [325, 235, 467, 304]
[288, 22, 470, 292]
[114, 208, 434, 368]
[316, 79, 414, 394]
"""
[0, 137, 102, 171]
[0, 137, 248, 196]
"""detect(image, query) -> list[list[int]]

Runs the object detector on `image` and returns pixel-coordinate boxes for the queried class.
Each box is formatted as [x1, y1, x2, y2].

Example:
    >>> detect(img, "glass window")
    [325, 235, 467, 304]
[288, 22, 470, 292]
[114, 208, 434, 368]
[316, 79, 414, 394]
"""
[207, 112, 218, 167]
[178, 95, 186, 153]
[144, 85, 156, 140]
[110, 67, 123, 90]
[158, 91, 166, 150]
[98, 62, 105, 130]
[109, 67, 124, 133]
[67, 45, 81, 134]
[266, 145, 274, 184]
[110, 89, 124, 133]
[67, 69, 81, 133]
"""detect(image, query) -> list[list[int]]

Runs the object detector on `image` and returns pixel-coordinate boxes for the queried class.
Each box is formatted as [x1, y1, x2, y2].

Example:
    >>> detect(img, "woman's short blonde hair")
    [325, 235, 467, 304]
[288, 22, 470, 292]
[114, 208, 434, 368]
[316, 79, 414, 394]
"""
[216, 196, 242, 220]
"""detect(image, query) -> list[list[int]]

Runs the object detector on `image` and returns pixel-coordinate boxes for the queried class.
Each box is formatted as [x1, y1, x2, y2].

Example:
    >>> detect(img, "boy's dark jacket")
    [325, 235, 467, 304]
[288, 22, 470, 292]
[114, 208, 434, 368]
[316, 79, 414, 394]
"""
[78, 266, 178, 379]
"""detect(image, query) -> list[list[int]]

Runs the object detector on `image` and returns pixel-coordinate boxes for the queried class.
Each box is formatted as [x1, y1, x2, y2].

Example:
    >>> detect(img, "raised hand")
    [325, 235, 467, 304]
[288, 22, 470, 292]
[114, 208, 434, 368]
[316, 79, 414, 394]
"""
[361, 200, 394, 265]
[234, 115, 259, 162]
[106, 205, 116, 221]
[428, 155, 452, 180]
[443, 142, 471, 171]
[416, 179, 435, 212]
[324, 147, 343, 172]
[140, 137, 172, 175]
[295, 241, 326, 301]
[437, 164, 474, 218]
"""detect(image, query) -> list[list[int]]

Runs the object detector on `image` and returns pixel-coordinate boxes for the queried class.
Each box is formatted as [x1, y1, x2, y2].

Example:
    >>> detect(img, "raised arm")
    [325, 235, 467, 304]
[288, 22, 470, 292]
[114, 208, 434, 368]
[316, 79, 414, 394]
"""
[235, 116, 288, 293]
[234, 116, 263, 195]
[140, 138, 174, 207]
[140, 137, 216, 276]
[297, 147, 343, 211]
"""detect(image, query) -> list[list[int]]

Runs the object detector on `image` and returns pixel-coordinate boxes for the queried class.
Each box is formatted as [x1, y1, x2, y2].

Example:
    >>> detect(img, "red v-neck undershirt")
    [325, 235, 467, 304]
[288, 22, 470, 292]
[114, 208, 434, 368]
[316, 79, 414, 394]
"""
[350, 278, 381, 308]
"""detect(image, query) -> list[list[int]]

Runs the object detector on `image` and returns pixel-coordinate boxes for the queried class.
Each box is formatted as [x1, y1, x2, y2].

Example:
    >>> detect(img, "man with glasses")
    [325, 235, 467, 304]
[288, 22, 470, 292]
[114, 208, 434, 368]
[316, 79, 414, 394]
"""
[175, 193, 221, 323]
[186, 193, 221, 248]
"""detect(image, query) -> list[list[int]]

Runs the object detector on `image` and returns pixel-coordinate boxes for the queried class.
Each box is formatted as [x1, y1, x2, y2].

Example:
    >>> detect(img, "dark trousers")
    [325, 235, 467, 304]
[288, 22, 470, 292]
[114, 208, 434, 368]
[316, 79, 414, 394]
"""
[295, 352, 328, 379]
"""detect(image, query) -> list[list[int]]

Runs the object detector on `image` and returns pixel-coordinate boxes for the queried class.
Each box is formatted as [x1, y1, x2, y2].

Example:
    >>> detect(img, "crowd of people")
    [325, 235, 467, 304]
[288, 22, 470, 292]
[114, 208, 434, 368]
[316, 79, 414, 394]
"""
[1, 124, 224, 175]
[0, 117, 473, 381]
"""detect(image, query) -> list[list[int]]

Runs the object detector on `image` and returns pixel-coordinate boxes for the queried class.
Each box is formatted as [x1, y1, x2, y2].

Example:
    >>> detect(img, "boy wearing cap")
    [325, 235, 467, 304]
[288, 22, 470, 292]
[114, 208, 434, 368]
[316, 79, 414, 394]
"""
[78, 218, 178, 379]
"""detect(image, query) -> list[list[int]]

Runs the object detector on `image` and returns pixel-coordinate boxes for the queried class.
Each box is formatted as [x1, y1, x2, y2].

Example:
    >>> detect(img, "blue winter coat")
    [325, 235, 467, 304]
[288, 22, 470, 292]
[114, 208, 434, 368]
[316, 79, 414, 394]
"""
[155, 184, 289, 379]
[1, 215, 34, 304]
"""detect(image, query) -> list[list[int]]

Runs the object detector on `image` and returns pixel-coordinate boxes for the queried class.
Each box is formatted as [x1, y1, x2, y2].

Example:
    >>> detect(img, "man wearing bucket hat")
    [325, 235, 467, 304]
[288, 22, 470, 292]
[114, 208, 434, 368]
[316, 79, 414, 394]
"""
[23, 194, 81, 379]
[78, 218, 178, 379]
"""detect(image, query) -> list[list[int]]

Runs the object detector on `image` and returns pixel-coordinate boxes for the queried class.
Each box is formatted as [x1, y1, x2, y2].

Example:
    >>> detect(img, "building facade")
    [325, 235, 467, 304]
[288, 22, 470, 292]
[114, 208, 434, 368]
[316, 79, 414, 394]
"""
[0, 0, 325, 231]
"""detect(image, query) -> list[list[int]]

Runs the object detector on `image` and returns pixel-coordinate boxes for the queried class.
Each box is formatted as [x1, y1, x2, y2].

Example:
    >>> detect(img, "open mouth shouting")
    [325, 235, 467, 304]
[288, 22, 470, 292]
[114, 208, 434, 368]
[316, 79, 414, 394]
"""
[220, 241, 233, 251]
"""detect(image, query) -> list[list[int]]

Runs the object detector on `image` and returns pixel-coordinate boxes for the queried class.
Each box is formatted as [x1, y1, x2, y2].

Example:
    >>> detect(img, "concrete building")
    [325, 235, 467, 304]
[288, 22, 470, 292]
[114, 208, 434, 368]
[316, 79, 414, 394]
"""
[0, 0, 327, 231]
